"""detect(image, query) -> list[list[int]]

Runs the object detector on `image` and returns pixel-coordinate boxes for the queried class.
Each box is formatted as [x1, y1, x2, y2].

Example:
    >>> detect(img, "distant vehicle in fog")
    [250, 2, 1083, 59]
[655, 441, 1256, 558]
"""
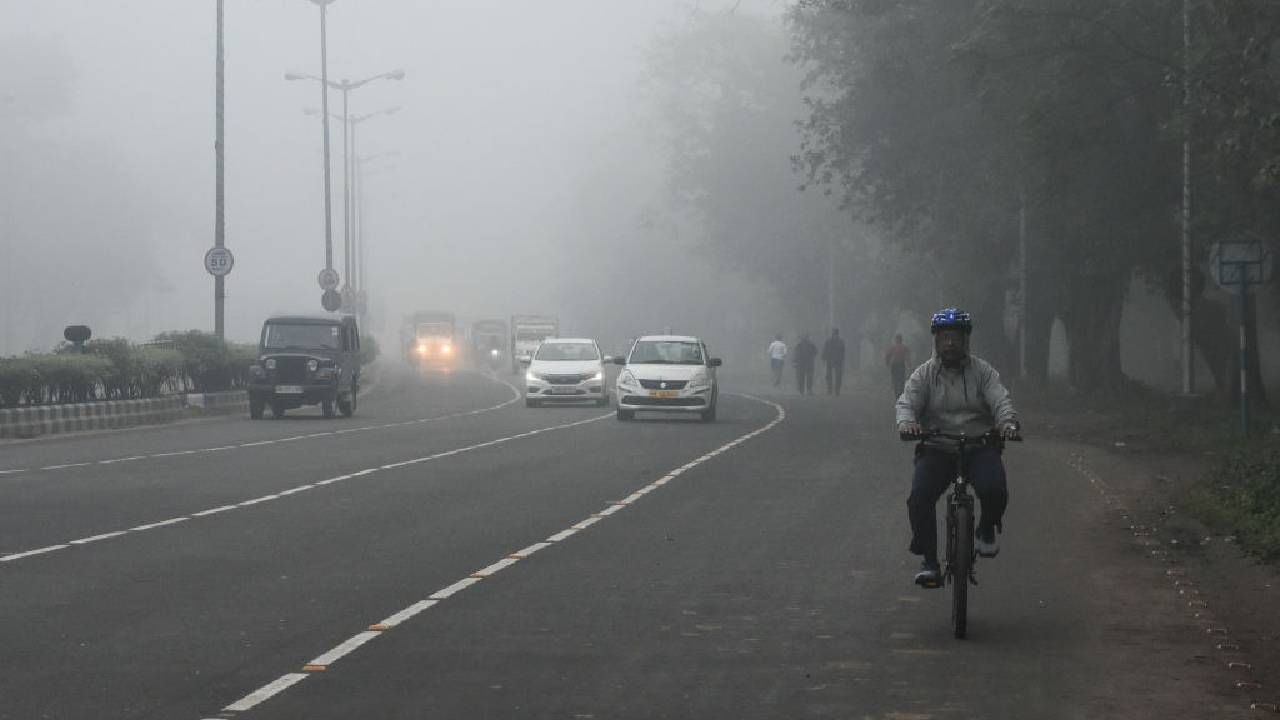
[471, 318, 508, 371]
[248, 314, 362, 419]
[404, 310, 458, 369]
[613, 335, 721, 422]
[510, 314, 559, 373]
[522, 338, 609, 408]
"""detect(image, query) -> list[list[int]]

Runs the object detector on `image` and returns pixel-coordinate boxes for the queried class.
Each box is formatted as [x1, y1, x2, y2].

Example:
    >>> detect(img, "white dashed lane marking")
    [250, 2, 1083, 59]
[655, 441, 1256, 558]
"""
[210, 394, 785, 716]
[0, 412, 610, 566]
[1, 374, 522, 478]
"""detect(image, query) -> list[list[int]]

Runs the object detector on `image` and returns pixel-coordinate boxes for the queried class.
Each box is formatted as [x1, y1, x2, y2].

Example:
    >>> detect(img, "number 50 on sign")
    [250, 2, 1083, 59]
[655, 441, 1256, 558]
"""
[204, 247, 235, 277]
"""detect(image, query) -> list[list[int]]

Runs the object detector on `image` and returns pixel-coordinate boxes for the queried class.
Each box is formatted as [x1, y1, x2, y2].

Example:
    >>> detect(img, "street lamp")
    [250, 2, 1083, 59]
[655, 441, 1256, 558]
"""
[354, 151, 400, 322]
[301, 105, 399, 300]
[295, 0, 340, 312]
[286, 69, 404, 308]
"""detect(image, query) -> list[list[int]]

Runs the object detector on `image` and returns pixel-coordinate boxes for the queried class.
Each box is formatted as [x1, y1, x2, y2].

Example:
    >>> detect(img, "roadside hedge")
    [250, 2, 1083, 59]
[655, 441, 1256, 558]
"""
[1189, 441, 1280, 562]
[0, 331, 257, 408]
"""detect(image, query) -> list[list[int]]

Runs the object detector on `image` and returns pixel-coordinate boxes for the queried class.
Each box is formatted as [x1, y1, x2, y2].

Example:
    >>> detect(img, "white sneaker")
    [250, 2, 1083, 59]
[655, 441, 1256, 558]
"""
[976, 527, 999, 558]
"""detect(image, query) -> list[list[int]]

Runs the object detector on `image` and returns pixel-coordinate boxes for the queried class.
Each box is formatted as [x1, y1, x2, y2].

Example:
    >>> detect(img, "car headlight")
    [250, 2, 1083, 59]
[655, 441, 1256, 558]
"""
[589, 370, 603, 382]
[526, 371, 543, 383]
[264, 358, 276, 370]
[619, 370, 637, 386]
[687, 371, 708, 388]
[307, 359, 319, 373]
[490, 348, 500, 357]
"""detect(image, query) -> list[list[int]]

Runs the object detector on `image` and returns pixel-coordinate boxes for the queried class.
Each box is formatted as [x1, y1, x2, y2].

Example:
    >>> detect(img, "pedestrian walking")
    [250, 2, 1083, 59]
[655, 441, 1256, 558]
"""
[767, 334, 788, 387]
[822, 328, 847, 396]
[793, 333, 818, 395]
[885, 333, 910, 398]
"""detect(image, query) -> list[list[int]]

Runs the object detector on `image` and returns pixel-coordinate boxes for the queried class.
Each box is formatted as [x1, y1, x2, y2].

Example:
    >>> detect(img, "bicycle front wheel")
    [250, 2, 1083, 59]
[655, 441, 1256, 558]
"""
[951, 502, 973, 639]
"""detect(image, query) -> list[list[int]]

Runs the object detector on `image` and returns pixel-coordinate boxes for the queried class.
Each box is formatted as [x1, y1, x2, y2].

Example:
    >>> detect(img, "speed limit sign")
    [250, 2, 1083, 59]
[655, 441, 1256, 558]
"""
[318, 268, 340, 291]
[204, 247, 235, 276]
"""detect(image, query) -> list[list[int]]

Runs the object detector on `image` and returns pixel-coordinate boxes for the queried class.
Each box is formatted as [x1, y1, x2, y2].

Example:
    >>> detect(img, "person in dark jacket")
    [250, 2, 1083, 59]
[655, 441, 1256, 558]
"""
[821, 329, 847, 396]
[793, 334, 818, 395]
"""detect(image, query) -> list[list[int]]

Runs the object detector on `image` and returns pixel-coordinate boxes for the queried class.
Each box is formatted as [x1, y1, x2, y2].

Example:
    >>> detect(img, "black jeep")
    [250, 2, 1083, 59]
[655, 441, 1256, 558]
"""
[247, 314, 361, 419]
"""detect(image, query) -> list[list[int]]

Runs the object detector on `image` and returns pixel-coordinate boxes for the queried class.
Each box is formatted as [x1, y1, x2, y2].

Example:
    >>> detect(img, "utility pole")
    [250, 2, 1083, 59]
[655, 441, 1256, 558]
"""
[317, 0, 336, 274]
[341, 83, 351, 299]
[1181, 0, 1194, 394]
[1018, 187, 1028, 379]
[214, 0, 226, 339]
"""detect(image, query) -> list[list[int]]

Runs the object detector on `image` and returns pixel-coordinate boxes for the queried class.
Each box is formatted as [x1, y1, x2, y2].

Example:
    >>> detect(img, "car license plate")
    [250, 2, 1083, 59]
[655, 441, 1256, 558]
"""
[549, 386, 578, 395]
[650, 390, 678, 399]
[275, 385, 304, 394]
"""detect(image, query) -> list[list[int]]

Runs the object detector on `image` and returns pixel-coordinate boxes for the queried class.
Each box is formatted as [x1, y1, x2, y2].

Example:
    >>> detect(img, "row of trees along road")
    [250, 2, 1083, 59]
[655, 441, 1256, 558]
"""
[651, 1, 1279, 403]
[785, 0, 1279, 402]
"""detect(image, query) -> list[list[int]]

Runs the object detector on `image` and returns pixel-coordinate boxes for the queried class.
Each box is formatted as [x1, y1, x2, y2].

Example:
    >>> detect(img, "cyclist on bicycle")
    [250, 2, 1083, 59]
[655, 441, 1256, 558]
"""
[895, 308, 1021, 587]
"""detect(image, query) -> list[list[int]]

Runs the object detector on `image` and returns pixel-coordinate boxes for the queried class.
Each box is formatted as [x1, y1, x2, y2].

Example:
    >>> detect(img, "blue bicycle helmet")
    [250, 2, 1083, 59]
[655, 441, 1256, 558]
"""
[930, 307, 973, 334]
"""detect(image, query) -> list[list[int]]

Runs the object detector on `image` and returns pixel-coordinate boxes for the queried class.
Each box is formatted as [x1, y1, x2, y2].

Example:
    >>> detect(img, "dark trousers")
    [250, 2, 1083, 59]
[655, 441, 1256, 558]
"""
[907, 447, 1008, 563]
[825, 362, 844, 395]
[890, 364, 906, 398]
[795, 365, 814, 394]
[770, 359, 784, 386]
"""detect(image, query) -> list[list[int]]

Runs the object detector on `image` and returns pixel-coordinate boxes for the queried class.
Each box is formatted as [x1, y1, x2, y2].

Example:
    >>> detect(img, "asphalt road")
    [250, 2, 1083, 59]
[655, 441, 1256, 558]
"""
[0, 366, 1231, 719]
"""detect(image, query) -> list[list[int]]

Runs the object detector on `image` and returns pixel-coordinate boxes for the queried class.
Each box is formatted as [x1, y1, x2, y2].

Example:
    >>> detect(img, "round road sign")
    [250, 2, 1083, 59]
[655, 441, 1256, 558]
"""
[321, 289, 342, 312]
[204, 247, 235, 277]
[318, 268, 340, 291]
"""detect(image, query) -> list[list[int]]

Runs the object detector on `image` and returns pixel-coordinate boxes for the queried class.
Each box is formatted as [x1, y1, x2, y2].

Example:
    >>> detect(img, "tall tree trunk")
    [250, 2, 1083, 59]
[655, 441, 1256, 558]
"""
[1061, 272, 1128, 392]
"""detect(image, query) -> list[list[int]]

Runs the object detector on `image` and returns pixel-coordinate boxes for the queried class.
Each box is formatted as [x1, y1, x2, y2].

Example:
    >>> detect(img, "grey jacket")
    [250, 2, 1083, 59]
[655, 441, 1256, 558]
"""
[894, 355, 1017, 436]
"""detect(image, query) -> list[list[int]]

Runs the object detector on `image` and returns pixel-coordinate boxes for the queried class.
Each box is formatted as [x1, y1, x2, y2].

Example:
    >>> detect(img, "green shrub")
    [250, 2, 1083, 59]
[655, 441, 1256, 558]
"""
[84, 337, 136, 400]
[0, 357, 38, 407]
[33, 353, 112, 404]
[135, 347, 183, 398]
[154, 330, 235, 392]
[1193, 442, 1280, 562]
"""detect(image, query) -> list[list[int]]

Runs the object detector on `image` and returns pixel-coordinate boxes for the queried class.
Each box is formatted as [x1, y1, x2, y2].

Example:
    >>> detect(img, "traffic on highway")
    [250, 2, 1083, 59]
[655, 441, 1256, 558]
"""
[4, 1, 1278, 719]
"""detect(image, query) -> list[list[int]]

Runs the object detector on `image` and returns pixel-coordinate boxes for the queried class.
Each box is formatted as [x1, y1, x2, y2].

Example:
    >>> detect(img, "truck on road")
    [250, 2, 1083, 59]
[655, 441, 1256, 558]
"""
[404, 311, 458, 370]
[509, 314, 559, 374]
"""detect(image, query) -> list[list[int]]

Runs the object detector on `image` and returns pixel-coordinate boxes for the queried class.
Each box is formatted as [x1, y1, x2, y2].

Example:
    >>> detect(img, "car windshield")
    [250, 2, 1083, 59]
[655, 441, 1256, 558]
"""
[263, 323, 341, 350]
[535, 342, 599, 361]
[416, 322, 452, 337]
[628, 340, 704, 365]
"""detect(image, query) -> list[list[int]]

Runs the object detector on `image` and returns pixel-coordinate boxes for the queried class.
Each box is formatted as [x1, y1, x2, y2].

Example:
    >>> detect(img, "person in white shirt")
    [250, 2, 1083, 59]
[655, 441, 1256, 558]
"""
[767, 334, 788, 387]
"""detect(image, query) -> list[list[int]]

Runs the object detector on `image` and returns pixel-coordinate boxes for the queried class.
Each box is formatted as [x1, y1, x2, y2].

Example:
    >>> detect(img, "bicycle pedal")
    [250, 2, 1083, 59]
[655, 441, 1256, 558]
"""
[916, 577, 944, 590]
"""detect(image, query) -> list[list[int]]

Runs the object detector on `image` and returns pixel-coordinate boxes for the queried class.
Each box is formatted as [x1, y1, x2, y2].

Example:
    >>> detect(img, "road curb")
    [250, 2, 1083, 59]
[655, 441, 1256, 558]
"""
[0, 392, 247, 440]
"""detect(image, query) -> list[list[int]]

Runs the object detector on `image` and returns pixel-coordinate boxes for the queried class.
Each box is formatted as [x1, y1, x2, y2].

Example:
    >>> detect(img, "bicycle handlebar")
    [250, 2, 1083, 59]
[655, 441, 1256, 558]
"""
[898, 429, 1023, 443]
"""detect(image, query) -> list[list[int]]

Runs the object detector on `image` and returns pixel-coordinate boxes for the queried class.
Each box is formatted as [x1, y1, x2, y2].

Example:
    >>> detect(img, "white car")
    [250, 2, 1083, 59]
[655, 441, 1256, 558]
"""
[523, 338, 609, 408]
[613, 335, 721, 422]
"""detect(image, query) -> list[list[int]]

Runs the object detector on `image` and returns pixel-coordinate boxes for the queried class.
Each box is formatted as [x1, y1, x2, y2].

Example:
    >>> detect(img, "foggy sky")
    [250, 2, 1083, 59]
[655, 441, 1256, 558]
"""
[1, 0, 784, 353]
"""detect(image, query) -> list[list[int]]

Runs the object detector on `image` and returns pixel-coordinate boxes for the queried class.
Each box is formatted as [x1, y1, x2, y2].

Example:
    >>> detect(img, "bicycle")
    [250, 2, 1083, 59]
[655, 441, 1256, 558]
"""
[900, 428, 1021, 639]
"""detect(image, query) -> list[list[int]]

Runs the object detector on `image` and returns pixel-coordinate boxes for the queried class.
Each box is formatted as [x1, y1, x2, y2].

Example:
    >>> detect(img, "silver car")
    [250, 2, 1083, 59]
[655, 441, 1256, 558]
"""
[522, 338, 609, 408]
[612, 335, 721, 422]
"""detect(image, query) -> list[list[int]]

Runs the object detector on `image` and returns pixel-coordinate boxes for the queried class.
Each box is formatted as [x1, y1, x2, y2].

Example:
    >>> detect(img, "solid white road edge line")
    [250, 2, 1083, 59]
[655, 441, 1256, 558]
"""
[207, 393, 785, 717]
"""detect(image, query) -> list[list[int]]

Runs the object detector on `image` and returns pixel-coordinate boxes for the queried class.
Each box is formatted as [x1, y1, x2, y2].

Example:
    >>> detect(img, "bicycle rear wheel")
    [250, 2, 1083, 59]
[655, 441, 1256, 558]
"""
[951, 502, 973, 639]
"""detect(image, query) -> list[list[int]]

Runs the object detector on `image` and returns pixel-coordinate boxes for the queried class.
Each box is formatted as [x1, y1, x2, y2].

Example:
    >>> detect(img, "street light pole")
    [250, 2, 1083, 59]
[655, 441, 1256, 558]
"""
[341, 82, 352, 299]
[349, 113, 359, 292]
[313, 0, 338, 275]
[286, 61, 402, 305]
[1181, 0, 1195, 395]
[214, 0, 226, 339]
